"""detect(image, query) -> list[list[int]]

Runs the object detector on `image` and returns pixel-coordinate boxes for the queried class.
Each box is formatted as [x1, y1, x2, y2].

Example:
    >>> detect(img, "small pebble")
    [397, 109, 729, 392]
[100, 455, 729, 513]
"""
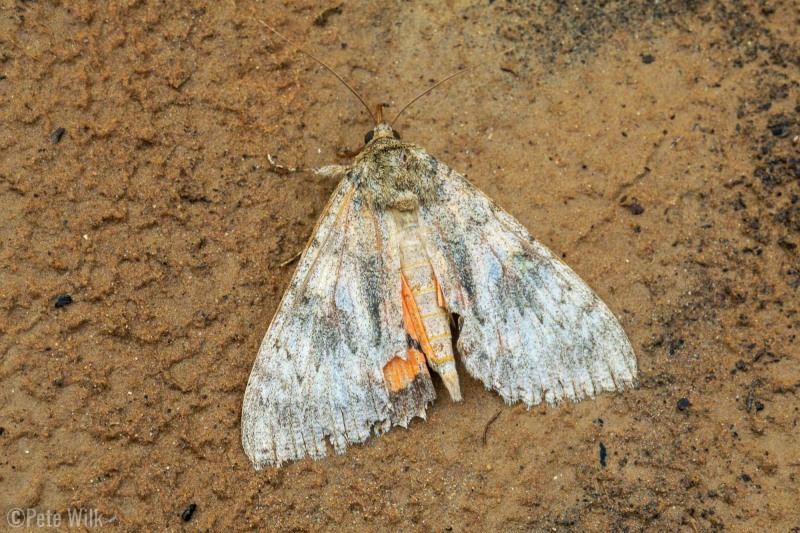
[181, 503, 197, 522]
[599, 443, 607, 468]
[677, 398, 691, 411]
[641, 53, 655, 64]
[55, 294, 73, 308]
[740, 473, 751, 482]
[627, 200, 645, 215]
[0, 427, 5, 436]
[771, 125, 788, 138]
[51, 127, 66, 144]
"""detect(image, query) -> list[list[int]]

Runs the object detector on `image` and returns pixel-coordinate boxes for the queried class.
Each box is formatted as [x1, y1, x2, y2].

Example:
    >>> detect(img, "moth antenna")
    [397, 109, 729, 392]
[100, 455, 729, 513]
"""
[256, 19, 376, 124]
[391, 46, 516, 127]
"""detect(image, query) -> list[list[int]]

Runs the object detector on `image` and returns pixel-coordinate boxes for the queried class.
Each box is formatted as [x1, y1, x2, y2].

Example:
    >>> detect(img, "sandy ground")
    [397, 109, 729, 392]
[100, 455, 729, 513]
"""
[1, 0, 798, 531]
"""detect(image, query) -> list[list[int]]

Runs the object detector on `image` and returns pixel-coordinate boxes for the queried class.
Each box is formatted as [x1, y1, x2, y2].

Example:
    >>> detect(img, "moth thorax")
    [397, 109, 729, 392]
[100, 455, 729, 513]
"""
[390, 191, 419, 212]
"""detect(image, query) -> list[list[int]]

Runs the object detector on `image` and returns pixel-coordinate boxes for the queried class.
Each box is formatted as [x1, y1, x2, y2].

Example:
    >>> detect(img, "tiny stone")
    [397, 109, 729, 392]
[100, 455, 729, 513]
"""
[627, 200, 644, 215]
[677, 398, 691, 411]
[771, 125, 788, 137]
[641, 54, 655, 64]
[181, 503, 197, 522]
[735, 360, 746, 370]
[55, 294, 73, 308]
[51, 127, 66, 144]
[740, 473, 751, 482]
[599, 443, 607, 468]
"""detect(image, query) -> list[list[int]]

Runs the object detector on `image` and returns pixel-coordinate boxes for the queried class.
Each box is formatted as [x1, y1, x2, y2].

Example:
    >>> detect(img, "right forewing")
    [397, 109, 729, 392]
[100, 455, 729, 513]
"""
[418, 164, 637, 407]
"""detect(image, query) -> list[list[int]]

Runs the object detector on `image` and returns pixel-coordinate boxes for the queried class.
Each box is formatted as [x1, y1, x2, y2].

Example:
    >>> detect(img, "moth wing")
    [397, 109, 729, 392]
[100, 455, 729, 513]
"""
[419, 164, 637, 406]
[242, 179, 434, 469]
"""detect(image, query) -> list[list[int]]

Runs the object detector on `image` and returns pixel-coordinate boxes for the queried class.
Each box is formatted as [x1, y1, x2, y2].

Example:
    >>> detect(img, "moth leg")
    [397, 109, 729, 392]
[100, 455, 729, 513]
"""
[313, 165, 348, 180]
[267, 154, 346, 180]
[266, 153, 307, 174]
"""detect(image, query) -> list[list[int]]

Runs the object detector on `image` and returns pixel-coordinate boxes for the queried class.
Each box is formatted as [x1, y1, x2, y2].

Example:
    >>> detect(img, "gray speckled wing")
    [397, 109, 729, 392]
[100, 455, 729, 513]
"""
[242, 177, 430, 469]
[418, 163, 637, 407]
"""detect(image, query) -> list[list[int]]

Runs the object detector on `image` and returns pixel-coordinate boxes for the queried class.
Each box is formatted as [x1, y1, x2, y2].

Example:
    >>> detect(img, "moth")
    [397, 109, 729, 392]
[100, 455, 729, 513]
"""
[242, 24, 637, 469]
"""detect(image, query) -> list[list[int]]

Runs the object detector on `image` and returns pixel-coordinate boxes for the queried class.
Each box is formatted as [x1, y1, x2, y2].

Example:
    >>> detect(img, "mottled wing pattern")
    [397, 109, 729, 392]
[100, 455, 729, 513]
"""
[418, 164, 637, 406]
[242, 177, 433, 469]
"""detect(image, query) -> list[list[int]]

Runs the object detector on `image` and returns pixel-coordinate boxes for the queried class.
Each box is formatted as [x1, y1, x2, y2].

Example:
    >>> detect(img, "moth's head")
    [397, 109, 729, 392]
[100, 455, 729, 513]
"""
[364, 104, 401, 145]
[364, 123, 401, 145]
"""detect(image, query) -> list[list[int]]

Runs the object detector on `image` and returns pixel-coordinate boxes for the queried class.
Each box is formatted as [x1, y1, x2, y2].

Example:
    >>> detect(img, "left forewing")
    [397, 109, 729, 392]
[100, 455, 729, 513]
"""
[242, 180, 413, 469]
[418, 164, 637, 407]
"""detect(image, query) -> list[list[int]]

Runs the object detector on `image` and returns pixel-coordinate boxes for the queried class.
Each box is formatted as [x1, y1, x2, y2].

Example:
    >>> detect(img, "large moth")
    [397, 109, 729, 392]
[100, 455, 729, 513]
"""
[242, 26, 637, 469]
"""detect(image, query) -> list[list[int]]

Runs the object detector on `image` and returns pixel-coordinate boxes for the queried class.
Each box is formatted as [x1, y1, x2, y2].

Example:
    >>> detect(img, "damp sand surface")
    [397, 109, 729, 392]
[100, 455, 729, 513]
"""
[1, 1, 798, 530]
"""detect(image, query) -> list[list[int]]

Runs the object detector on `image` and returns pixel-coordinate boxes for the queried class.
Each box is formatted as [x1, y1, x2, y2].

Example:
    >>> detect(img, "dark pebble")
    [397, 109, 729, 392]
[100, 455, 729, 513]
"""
[740, 473, 751, 482]
[55, 294, 73, 308]
[313, 5, 342, 27]
[641, 54, 655, 64]
[627, 200, 645, 215]
[593, 418, 604, 427]
[794, 105, 800, 113]
[51, 127, 66, 144]
[771, 125, 789, 138]
[735, 360, 747, 370]
[0, 427, 5, 436]
[599, 442, 607, 468]
[181, 503, 197, 522]
[677, 398, 691, 411]
[667, 338, 684, 355]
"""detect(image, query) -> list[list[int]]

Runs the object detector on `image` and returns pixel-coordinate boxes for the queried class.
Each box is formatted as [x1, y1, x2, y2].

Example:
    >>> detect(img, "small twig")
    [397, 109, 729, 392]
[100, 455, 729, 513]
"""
[279, 251, 302, 267]
[482, 409, 502, 445]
